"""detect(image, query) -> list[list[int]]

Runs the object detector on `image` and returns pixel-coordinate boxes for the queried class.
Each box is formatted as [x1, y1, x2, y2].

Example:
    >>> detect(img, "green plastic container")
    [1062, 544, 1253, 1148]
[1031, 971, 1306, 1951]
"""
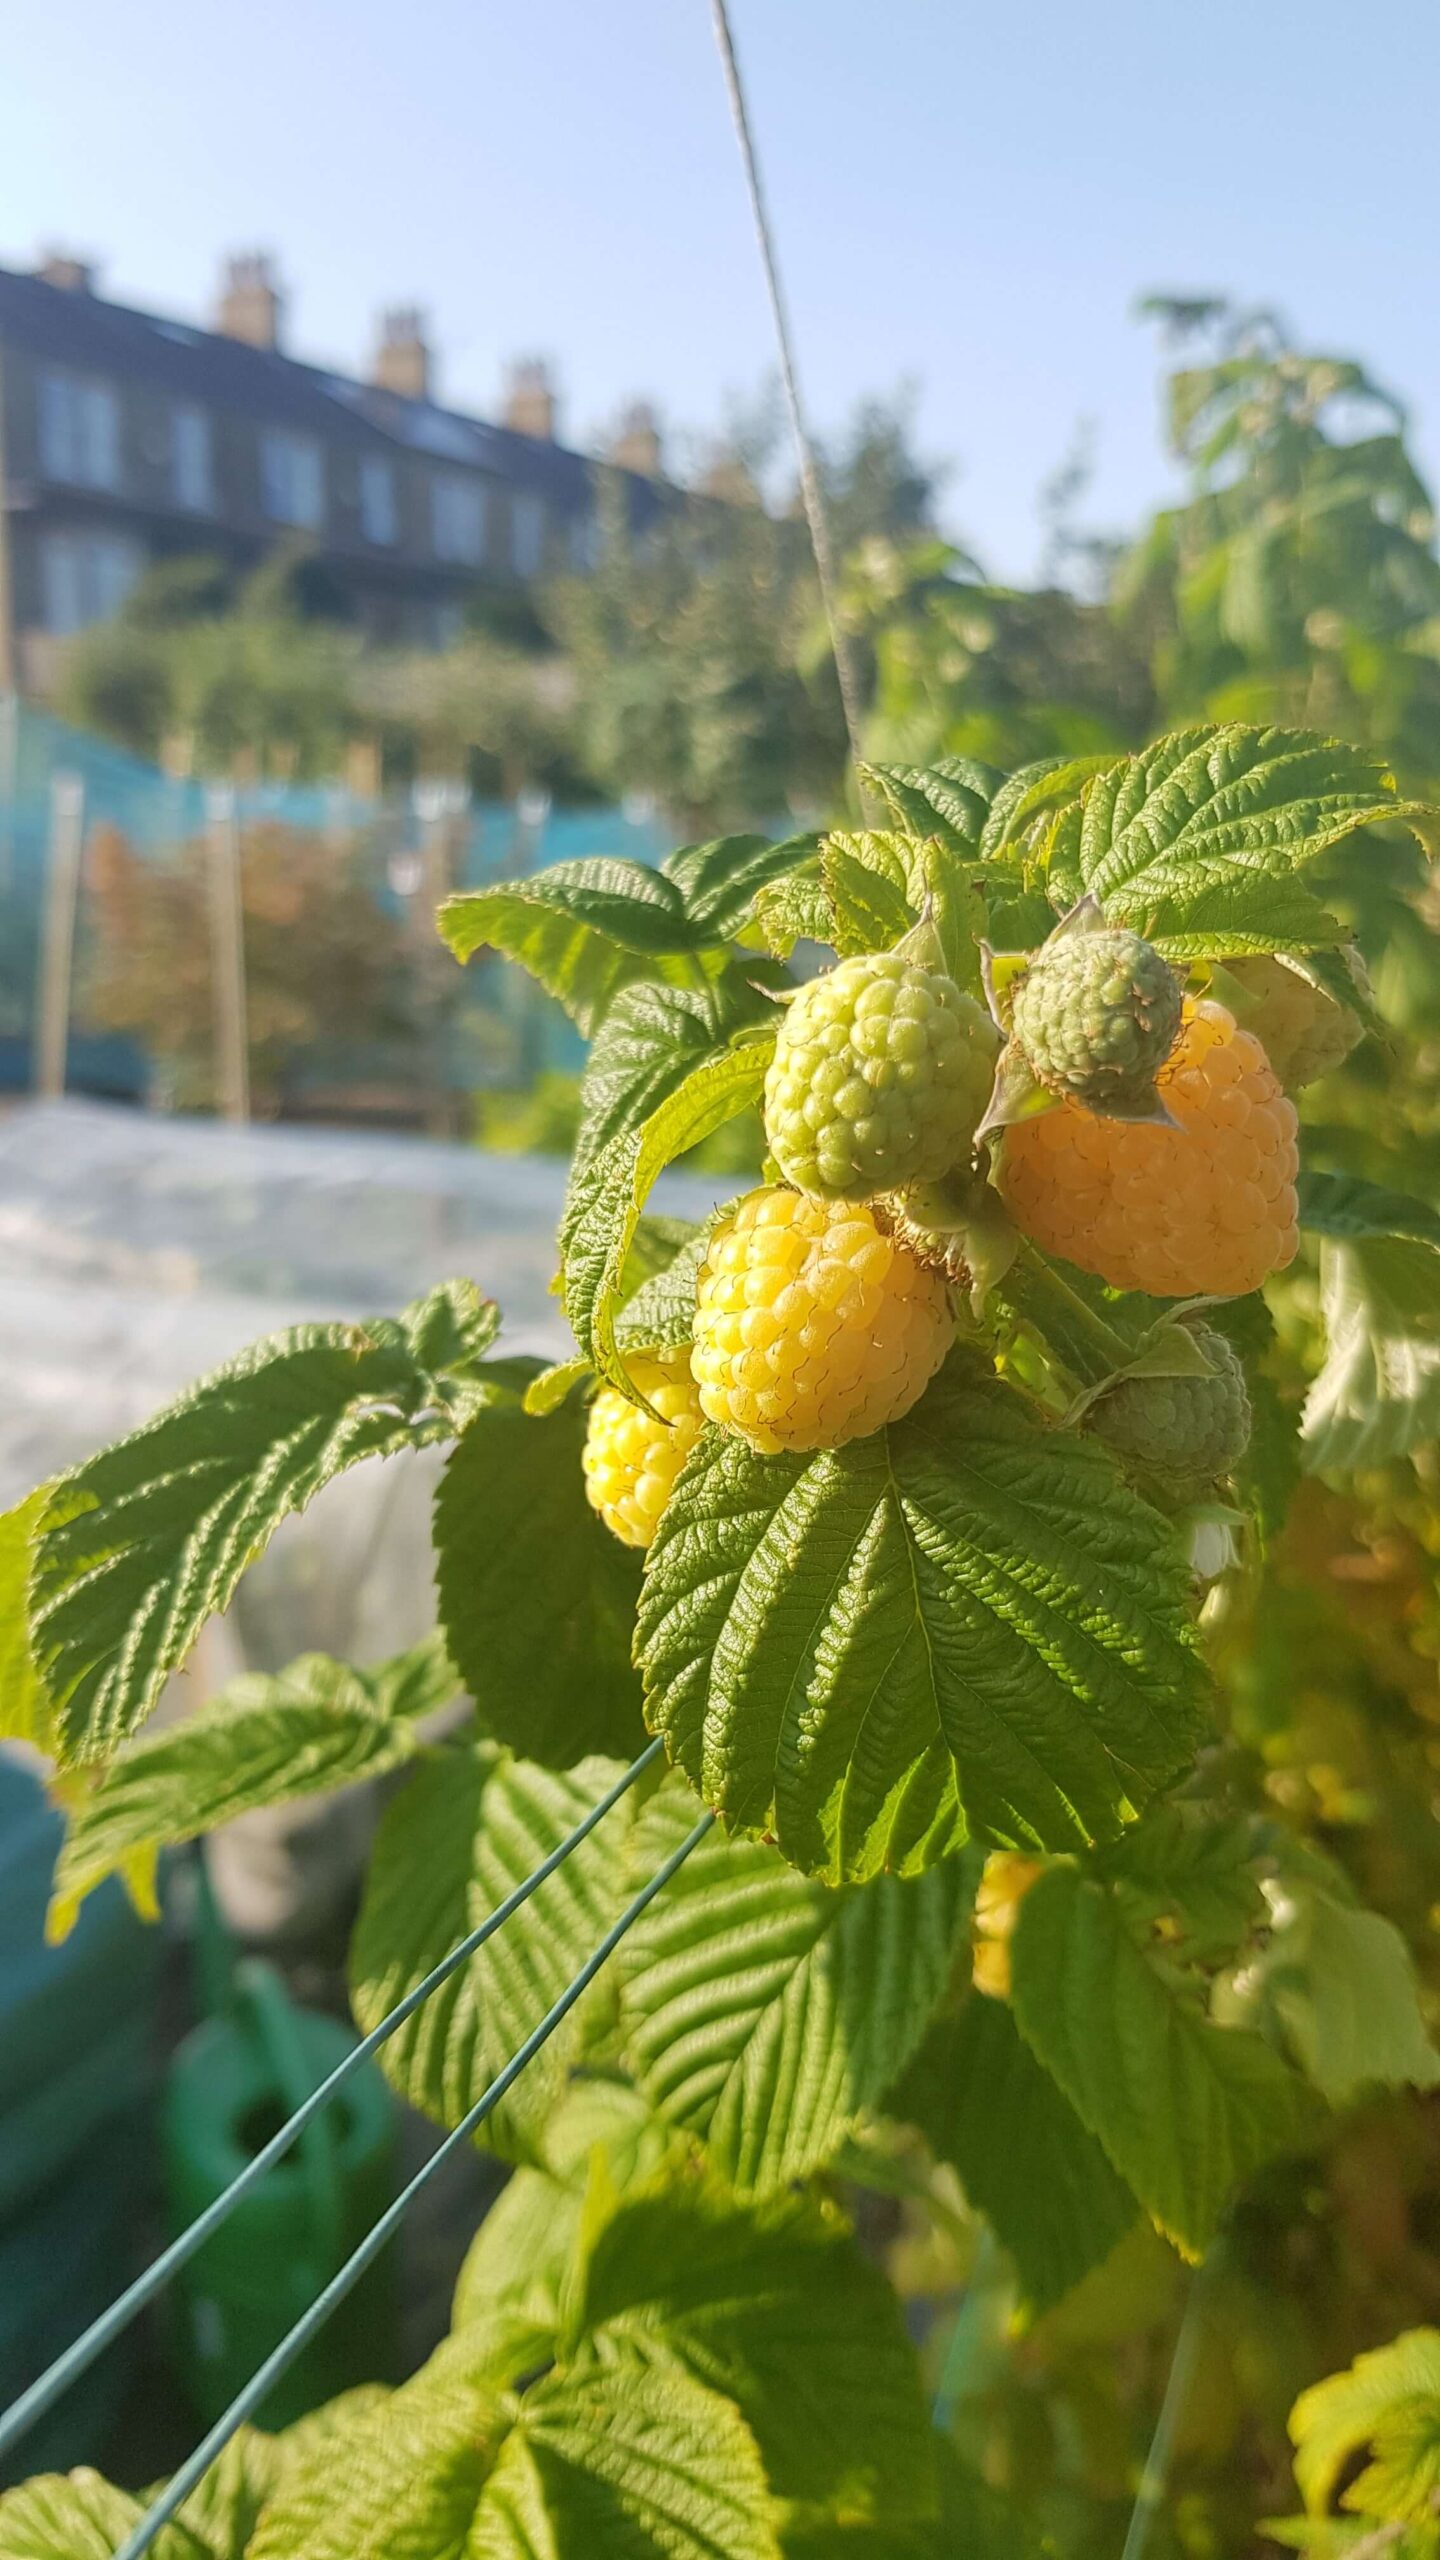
[162, 1958, 398, 2429]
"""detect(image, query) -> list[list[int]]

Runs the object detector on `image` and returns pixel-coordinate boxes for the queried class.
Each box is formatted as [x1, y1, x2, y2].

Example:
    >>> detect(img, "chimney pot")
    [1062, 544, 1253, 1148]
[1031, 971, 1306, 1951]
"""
[609, 400, 663, 478]
[38, 249, 96, 294]
[216, 252, 283, 351]
[503, 358, 559, 442]
[373, 305, 432, 403]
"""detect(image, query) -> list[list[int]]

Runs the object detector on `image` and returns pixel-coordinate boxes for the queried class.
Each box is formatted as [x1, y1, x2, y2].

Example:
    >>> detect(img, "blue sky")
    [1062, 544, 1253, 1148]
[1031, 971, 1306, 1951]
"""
[3, 0, 1438, 580]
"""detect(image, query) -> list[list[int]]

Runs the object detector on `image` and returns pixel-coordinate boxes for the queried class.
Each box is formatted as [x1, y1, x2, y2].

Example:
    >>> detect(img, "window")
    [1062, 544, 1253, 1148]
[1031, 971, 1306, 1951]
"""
[432, 473, 487, 565]
[260, 429, 324, 528]
[568, 510, 599, 572]
[40, 530, 143, 634]
[38, 370, 120, 489]
[171, 404, 213, 512]
[359, 455, 397, 546]
[511, 492, 545, 578]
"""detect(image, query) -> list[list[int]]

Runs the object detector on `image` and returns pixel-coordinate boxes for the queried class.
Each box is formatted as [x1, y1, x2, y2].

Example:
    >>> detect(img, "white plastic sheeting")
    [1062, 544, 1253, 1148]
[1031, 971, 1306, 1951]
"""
[0, 1101, 720, 1934]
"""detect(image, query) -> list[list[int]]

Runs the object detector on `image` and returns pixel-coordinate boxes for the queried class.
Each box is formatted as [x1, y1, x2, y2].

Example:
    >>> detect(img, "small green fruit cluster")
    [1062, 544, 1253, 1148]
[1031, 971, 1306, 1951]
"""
[1084, 1320, 1252, 1509]
[1010, 925, 1183, 1115]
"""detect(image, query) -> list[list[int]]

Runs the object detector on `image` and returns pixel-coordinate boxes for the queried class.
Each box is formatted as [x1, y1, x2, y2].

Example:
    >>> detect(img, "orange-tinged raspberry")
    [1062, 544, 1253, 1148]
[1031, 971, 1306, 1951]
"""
[996, 999, 1300, 1297]
[690, 1186, 953, 1453]
[582, 1353, 705, 1548]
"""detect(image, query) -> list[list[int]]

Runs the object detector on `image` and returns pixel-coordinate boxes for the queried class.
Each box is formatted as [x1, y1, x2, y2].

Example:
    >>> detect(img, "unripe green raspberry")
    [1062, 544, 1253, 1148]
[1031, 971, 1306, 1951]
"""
[1083, 1320, 1251, 1509]
[582, 1353, 705, 1548]
[1010, 926, 1183, 1114]
[1223, 953, 1365, 1089]
[763, 952, 998, 1202]
[691, 1185, 953, 1453]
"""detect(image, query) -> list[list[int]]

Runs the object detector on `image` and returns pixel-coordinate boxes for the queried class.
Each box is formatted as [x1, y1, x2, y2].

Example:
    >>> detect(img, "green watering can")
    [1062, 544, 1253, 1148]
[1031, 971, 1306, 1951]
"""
[162, 1856, 399, 2428]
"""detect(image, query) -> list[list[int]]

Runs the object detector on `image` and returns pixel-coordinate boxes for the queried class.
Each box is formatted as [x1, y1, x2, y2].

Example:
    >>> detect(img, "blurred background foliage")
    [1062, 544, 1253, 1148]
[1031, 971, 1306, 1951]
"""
[61, 298, 1440, 831]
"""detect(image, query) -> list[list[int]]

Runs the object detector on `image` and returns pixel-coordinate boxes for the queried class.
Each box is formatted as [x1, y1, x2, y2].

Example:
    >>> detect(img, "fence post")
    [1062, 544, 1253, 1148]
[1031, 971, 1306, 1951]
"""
[205, 783, 250, 1125]
[0, 690, 18, 897]
[32, 768, 85, 1099]
[414, 779, 467, 1136]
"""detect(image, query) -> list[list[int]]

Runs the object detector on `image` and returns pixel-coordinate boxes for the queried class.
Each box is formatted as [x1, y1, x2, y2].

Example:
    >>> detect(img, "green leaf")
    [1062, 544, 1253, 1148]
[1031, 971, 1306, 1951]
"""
[434, 1375, 645, 1765]
[620, 1786, 973, 2191]
[50, 1641, 449, 1921]
[750, 863, 836, 959]
[349, 1747, 628, 2154]
[173, 2431, 287, 2560]
[820, 837, 917, 953]
[570, 974, 778, 1191]
[1041, 725, 1414, 956]
[894, 1995, 1137, 2311]
[1009, 1860, 1319, 2256]
[573, 2177, 934, 2523]
[1249, 1869, 1440, 2105]
[978, 754, 1126, 858]
[471, 2356, 780, 2560]
[1298, 1170, 1440, 1249]
[30, 1281, 500, 1765]
[561, 1038, 774, 1401]
[1291, 2330, 1440, 2520]
[857, 757, 999, 851]
[439, 859, 705, 1037]
[452, 2086, 678, 2345]
[1095, 1802, 1266, 1965]
[0, 2474, 209, 2560]
[820, 831, 986, 993]
[614, 1227, 716, 1355]
[638, 1352, 1206, 1883]
[0, 1485, 55, 1751]
[249, 2367, 508, 2560]
[662, 832, 820, 940]
[1302, 1236, 1440, 1472]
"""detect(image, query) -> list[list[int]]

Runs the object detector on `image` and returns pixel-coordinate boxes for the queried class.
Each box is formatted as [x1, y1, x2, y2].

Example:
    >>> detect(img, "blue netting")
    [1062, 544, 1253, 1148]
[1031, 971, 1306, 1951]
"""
[0, 698, 676, 1104]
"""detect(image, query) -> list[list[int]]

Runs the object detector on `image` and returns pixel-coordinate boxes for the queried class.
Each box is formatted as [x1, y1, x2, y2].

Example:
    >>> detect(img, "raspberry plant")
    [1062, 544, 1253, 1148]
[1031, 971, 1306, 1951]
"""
[5, 723, 1440, 2554]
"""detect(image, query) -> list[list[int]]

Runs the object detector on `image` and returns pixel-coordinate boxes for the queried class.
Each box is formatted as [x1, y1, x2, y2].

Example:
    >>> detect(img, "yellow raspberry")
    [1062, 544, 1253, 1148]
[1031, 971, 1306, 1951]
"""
[971, 1851, 1046, 2001]
[996, 999, 1300, 1297]
[582, 1353, 705, 1548]
[690, 1186, 954, 1454]
[1224, 952, 1365, 1089]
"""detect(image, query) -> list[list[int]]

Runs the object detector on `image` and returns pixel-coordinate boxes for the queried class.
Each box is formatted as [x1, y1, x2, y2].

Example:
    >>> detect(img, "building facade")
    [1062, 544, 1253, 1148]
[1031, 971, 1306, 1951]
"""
[0, 253, 665, 694]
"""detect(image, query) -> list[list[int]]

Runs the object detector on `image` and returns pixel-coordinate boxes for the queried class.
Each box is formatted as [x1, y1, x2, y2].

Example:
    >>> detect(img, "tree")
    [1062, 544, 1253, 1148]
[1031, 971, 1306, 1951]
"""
[1117, 298, 1440, 784]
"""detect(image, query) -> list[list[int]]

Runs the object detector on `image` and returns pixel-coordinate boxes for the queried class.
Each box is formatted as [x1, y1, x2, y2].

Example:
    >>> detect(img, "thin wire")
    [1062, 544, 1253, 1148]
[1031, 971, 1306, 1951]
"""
[0, 1733, 665, 2469]
[1120, 2244, 1222, 2560]
[709, 0, 871, 777]
[112, 1806, 715, 2560]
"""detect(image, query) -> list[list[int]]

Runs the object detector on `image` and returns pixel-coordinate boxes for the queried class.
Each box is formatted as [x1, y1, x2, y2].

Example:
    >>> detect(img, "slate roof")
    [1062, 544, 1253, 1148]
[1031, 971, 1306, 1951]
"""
[0, 264, 655, 520]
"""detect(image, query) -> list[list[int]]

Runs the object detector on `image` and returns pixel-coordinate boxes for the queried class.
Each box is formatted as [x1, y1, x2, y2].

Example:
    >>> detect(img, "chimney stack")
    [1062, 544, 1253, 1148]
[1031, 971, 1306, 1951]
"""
[609, 400, 663, 478]
[698, 447, 761, 506]
[502, 358, 558, 441]
[37, 249, 96, 294]
[373, 305, 432, 403]
[216, 253, 283, 352]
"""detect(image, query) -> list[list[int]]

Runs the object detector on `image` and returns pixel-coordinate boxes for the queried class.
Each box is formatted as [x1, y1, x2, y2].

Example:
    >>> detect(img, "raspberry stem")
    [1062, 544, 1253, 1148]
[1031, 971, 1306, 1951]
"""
[998, 1243, 1140, 1388]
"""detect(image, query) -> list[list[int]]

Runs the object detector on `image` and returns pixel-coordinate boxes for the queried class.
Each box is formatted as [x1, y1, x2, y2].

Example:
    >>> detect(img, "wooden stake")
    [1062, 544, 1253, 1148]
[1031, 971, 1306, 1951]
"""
[33, 769, 85, 1099]
[205, 783, 250, 1124]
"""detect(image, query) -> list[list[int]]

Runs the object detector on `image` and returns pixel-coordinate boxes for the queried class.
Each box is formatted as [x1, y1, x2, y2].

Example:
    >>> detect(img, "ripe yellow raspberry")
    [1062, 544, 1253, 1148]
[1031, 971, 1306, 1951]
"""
[582, 1353, 705, 1548]
[996, 999, 1300, 1297]
[690, 1186, 953, 1454]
